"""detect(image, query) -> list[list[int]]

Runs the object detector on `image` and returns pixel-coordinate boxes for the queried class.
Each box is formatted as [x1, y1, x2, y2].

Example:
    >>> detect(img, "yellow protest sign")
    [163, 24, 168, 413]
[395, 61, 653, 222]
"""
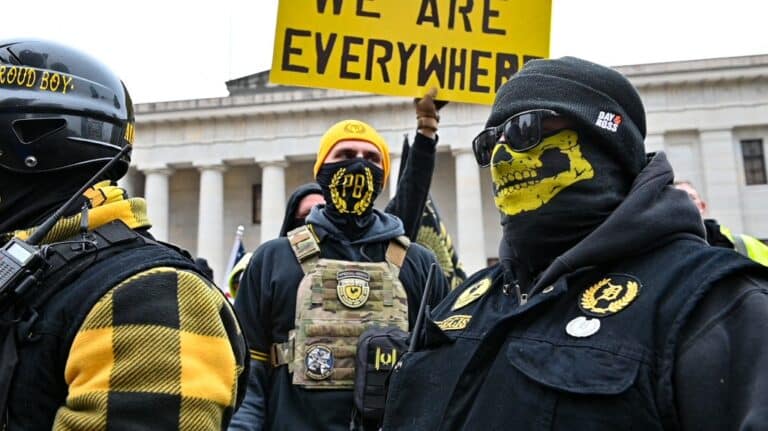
[270, 0, 551, 105]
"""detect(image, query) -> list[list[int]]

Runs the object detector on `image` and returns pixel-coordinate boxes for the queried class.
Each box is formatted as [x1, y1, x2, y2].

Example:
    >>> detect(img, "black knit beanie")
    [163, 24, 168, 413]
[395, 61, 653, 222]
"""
[487, 56, 647, 178]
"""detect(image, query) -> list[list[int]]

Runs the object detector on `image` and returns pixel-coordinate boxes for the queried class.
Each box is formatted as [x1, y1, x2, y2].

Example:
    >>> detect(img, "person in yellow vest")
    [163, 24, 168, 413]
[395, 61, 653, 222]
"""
[229, 119, 449, 431]
[674, 181, 768, 265]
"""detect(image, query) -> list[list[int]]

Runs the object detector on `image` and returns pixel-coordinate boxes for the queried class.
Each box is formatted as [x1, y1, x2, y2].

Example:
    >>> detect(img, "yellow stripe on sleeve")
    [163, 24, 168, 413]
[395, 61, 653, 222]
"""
[250, 349, 269, 362]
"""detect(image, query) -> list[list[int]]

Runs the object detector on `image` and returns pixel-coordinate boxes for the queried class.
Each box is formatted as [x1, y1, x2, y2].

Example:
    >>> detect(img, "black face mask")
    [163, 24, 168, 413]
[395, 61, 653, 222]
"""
[494, 128, 633, 288]
[316, 159, 384, 236]
[0, 169, 93, 235]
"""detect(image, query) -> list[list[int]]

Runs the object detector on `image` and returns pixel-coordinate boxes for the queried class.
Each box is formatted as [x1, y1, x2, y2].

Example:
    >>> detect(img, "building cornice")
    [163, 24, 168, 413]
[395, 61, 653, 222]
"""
[135, 54, 768, 123]
[616, 54, 768, 88]
[135, 88, 412, 123]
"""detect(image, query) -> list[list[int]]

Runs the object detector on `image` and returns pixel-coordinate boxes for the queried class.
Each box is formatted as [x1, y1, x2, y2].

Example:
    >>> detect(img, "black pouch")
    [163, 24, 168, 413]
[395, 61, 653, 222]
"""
[354, 326, 409, 426]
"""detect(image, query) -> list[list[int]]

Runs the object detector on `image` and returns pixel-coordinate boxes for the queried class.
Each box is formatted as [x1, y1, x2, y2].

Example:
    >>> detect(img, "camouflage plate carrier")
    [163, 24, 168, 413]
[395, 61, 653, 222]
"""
[271, 225, 410, 389]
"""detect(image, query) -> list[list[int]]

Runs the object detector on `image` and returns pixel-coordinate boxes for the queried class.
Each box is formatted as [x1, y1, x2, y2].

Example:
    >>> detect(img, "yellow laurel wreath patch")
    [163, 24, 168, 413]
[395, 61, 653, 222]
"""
[351, 167, 374, 216]
[579, 275, 641, 317]
[452, 278, 492, 311]
[329, 168, 348, 213]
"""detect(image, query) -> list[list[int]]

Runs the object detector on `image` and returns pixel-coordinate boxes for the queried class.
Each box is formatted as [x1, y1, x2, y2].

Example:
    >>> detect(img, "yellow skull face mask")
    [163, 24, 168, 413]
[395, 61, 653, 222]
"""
[491, 129, 594, 216]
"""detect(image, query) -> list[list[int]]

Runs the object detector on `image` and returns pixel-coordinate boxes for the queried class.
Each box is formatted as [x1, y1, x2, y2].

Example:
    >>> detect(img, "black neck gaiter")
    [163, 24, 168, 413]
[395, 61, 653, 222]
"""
[316, 159, 384, 240]
[492, 129, 632, 290]
[0, 169, 93, 235]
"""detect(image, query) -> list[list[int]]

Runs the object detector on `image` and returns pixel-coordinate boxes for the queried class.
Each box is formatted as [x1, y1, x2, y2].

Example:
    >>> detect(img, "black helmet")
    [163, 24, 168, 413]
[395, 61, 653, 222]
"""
[0, 39, 133, 179]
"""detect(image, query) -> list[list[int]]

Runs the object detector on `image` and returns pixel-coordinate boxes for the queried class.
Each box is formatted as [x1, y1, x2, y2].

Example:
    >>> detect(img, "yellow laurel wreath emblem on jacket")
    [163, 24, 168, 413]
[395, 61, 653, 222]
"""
[329, 168, 348, 213]
[452, 278, 492, 311]
[351, 167, 374, 216]
[579, 277, 640, 316]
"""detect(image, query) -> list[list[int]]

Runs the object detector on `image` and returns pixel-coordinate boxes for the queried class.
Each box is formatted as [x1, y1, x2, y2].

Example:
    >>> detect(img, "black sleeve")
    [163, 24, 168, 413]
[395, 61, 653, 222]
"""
[428, 255, 450, 309]
[229, 249, 273, 430]
[384, 133, 437, 241]
[400, 243, 450, 328]
[675, 273, 768, 431]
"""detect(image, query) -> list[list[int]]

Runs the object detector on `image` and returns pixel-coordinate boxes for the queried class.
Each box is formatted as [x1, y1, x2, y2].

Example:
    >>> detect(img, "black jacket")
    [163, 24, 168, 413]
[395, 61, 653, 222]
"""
[230, 210, 448, 431]
[383, 152, 768, 430]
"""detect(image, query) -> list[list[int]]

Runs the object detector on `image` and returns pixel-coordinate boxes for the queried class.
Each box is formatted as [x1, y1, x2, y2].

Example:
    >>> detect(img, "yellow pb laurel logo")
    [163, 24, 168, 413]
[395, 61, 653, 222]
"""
[579, 275, 641, 317]
[328, 167, 375, 216]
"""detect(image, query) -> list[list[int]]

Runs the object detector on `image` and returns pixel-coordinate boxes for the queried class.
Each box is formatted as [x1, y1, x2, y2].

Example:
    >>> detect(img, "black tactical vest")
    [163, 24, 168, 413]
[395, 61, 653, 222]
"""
[383, 238, 765, 430]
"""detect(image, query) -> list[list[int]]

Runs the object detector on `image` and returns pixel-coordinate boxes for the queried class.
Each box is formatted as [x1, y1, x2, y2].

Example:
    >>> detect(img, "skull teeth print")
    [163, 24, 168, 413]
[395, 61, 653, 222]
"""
[491, 129, 595, 216]
[499, 170, 538, 185]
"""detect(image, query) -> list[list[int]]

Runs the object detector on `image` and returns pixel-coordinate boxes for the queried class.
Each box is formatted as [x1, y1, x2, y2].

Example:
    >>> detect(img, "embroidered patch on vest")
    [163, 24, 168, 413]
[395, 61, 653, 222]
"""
[436, 315, 472, 331]
[336, 270, 371, 308]
[579, 274, 641, 317]
[452, 278, 492, 311]
[305, 344, 334, 380]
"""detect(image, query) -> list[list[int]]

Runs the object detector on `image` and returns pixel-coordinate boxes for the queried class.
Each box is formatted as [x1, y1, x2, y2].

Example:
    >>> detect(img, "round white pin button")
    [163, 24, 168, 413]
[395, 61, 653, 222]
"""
[566, 316, 601, 338]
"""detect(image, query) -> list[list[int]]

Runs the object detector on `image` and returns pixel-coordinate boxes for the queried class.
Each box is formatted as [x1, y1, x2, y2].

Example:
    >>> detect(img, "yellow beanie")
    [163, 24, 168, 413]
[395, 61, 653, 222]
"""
[313, 119, 390, 184]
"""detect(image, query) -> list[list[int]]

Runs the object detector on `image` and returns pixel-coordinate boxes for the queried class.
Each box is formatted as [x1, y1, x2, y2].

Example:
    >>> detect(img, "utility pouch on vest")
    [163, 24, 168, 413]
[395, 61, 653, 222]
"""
[353, 326, 409, 424]
[277, 226, 410, 390]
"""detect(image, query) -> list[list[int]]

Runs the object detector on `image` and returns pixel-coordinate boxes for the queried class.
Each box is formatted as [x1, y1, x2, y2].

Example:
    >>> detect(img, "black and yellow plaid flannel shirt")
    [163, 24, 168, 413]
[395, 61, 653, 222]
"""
[53, 266, 246, 430]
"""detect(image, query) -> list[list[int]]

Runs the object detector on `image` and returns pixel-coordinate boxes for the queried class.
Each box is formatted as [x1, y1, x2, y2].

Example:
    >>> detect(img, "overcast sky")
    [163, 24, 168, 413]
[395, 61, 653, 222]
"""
[2, 0, 766, 103]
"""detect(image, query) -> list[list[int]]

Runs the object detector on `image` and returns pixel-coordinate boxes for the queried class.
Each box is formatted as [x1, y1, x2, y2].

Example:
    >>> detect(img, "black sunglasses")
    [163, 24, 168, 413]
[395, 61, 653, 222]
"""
[472, 109, 560, 167]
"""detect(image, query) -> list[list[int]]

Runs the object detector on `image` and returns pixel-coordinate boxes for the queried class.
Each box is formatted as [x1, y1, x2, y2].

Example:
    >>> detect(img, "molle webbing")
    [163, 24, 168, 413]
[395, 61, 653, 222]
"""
[287, 225, 321, 274]
[280, 225, 410, 389]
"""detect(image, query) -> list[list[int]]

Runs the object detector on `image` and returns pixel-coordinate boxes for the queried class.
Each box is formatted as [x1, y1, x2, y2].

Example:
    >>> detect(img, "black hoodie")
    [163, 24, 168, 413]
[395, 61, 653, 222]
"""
[278, 183, 323, 237]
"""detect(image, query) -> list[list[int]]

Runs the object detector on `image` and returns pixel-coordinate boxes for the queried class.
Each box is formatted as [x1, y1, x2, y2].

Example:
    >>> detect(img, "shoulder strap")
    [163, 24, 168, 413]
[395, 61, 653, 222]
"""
[27, 220, 148, 309]
[287, 225, 321, 275]
[385, 235, 411, 269]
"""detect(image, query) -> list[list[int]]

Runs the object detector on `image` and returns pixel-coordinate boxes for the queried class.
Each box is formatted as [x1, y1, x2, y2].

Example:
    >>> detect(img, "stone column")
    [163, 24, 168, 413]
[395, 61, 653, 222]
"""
[453, 148, 487, 274]
[389, 153, 401, 199]
[117, 168, 137, 198]
[196, 163, 227, 279]
[143, 167, 173, 242]
[259, 160, 288, 243]
[700, 128, 744, 232]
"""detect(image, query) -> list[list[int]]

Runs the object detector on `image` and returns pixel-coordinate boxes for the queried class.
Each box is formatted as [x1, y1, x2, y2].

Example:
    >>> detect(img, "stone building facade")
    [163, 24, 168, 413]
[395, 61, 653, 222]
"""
[121, 55, 768, 280]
